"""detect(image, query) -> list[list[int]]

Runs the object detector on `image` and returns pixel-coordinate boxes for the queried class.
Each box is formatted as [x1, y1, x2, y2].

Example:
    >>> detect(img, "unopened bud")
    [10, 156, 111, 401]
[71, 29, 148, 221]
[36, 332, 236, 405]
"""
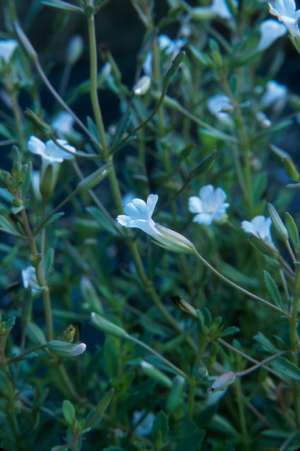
[133, 75, 151, 96]
[48, 340, 86, 357]
[77, 164, 108, 192]
[268, 203, 289, 241]
[154, 224, 195, 254]
[67, 35, 83, 65]
[208, 371, 236, 393]
[140, 361, 172, 388]
[91, 312, 129, 339]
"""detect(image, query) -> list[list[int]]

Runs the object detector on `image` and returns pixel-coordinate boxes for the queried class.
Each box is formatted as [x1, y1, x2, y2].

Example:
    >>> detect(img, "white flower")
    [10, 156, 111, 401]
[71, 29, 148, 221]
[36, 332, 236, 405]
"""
[133, 75, 151, 96]
[207, 94, 233, 125]
[52, 112, 75, 137]
[258, 19, 286, 51]
[262, 80, 287, 110]
[189, 185, 229, 225]
[268, 0, 300, 38]
[22, 266, 40, 293]
[28, 136, 76, 164]
[241, 216, 273, 245]
[256, 111, 272, 128]
[117, 194, 194, 253]
[0, 40, 17, 63]
[143, 35, 185, 76]
[133, 411, 155, 437]
[211, 0, 235, 19]
[117, 194, 159, 237]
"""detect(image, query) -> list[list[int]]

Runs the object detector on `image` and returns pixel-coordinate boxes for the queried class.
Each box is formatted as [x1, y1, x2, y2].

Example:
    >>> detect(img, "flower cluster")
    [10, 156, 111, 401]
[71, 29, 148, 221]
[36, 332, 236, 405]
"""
[117, 186, 274, 250]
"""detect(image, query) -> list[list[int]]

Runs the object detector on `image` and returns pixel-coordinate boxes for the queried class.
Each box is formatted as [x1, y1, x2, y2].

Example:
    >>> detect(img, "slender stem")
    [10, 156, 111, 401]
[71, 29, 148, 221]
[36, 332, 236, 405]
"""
[290, 263, 300, 427]
[194, 249, 287, 316]
[235, 378, 250, 451]
[130, 336, 186, 378]
[86, 11, 196, 349]
[20, 209, 54, 340]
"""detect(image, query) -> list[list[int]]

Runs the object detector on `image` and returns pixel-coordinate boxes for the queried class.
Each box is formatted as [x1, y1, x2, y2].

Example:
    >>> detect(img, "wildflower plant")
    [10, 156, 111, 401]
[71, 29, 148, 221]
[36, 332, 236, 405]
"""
[1, 0, 300, 449]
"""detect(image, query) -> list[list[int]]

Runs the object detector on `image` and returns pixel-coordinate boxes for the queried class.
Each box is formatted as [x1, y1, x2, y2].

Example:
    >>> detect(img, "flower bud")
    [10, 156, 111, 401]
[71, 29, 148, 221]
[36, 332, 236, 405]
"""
[208, 371, 236, 393]
[268, 203, 289, 242]
[40, 162, 59, 202]
[48, 340, 86, 357]
[140, 361, 172, 388]
[133, 76, 151, 96]
[77, 164, 108, 193]
[91, 312, 129, 339]
[154, 224, 195, 254]
[67, 35, 83, 65]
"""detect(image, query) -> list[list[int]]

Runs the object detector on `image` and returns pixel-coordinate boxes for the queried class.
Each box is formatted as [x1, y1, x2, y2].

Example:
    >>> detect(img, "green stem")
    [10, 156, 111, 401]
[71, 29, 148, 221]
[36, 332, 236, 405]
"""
[20, 209, 54, 340]
[235, 378, 250, 451]
[290, 263, 300, 427]
[194, 249, 287, 316]
[86, 11, 196, 349]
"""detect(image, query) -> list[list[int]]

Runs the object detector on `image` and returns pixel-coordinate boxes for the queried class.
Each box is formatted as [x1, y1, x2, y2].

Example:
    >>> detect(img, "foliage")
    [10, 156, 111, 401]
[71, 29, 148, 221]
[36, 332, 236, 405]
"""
[1, 0, 300, 449]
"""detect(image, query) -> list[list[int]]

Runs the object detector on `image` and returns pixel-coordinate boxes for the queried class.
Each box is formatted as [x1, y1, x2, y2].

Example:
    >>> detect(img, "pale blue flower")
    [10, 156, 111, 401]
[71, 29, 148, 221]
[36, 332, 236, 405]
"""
[117, 194, 159, 237]
[207, 94, 233, 125]
[22, 266, 40, 294]
[189, 185, 229, 225]
[241, 216, 273, 245]
[133, 411, 155, 437]
[262, 80, 287, 110]
[143, 35, 186, 76]
[133, 75, 151, 95]
[28, 136, 76, 164]
[117, 194, 195, 253]
[268, 0, 300, 38]
[211, 0, 235, 19]
[52, 112, 75, 137]
[258, 19, 286, 51]
[0, 40, 17, 63]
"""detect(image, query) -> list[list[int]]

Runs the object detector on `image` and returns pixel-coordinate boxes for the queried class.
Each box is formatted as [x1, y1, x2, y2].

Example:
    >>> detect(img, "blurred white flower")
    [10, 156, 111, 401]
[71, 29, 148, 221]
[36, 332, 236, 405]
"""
[211, 0, 235, 19]
[207, 94, 233, 125]
[0, 40, 17, 63]
[117, 194, 195, 253]
[22, 266, 40, 293]
[262, 80, 287, 110]
[258, 19, 286, 51]
[28, 136, 76, 164]
[268, 0, 300, 38]
[241, 216, 273, 245]
[66, 35, 83, 65]
[209, 371, 236, 392]
[52, 112, 75, 137]
[133, 411, 155, 437]
[133, 75, 151, 96]
[256, 111, 272, 128]
[189, 185, 229, 225]
[143, 35, 185, 75]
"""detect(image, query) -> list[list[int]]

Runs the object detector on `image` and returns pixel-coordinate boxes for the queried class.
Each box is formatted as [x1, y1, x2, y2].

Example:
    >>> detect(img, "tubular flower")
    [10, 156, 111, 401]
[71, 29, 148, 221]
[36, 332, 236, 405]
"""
[117, 194, 195, 254]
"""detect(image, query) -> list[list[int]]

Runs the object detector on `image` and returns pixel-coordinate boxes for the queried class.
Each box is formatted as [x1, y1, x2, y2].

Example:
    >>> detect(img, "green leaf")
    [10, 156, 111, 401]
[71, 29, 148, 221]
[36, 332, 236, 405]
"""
[254, 332, 279, 354]
[285, 212, 299, 250]
[86, 388, 114, 429]
[42, 0, 82, 13]
[27, 322, 47, 345]
[152, 411, 169, 447]
[87, 206, 119, 236]
[271, 358, 300, 381]
[263, 271, 284, 308]
[174, 417, 205, 451]
[0, 215, 22, 237]
[62, 400, 76, 425]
